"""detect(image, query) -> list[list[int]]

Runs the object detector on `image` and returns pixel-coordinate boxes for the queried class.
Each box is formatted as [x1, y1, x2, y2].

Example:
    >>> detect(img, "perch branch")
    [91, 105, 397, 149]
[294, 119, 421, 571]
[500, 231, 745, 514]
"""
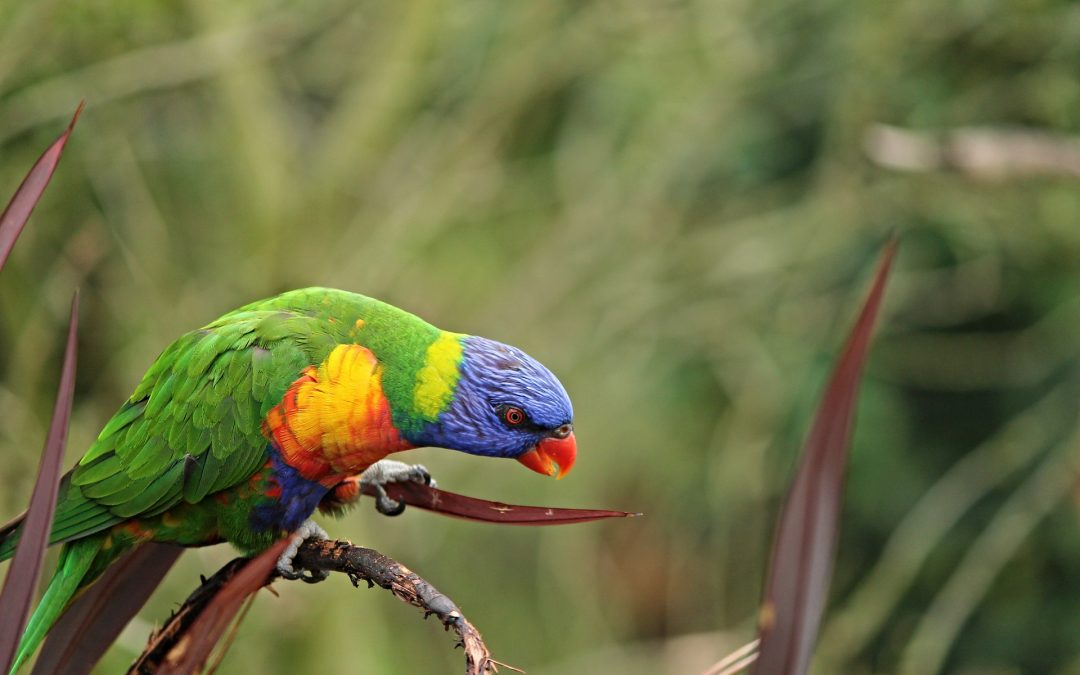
[130, 539, 497, 675]
[292, 539, 497, 674]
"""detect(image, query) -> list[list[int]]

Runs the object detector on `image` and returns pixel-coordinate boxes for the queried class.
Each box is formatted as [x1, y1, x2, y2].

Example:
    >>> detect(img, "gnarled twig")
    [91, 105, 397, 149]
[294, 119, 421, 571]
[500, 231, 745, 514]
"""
[130, 539, 497, 675]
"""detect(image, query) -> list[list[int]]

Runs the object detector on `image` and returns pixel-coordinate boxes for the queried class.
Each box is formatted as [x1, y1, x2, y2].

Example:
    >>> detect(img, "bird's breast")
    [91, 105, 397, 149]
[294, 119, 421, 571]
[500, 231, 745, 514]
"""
[262, 344, 412, 480]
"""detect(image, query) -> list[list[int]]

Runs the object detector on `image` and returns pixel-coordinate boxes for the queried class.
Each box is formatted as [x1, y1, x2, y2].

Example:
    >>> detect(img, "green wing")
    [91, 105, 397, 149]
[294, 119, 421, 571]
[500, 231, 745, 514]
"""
[45, 306, 343, 545]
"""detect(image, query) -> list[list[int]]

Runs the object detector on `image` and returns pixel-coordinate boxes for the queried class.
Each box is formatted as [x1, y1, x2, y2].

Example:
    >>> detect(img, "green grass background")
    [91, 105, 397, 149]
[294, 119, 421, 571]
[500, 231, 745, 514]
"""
[3, 1, 1080, 673]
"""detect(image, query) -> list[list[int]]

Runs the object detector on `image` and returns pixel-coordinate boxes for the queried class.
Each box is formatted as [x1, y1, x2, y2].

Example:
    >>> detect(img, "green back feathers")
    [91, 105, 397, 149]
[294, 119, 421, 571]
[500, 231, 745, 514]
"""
[68, 305, 323, 531]
[242, 288, 464, 435]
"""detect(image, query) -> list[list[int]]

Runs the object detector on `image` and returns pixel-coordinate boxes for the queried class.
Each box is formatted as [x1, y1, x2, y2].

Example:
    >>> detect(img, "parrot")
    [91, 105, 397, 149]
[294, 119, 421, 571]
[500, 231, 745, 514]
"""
[0, 287, 577, 672]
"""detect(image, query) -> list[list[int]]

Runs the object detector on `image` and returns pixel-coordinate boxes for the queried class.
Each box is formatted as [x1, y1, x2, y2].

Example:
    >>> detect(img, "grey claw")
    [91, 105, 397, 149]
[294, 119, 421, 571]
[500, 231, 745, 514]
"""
[277, 519, 330, 581]
[360, 460, 437, 517]
[300, 568, 330, 583]
[374, 484, 406, 516]
[411, 465, 434, 486]
[279, 566, 330, 583]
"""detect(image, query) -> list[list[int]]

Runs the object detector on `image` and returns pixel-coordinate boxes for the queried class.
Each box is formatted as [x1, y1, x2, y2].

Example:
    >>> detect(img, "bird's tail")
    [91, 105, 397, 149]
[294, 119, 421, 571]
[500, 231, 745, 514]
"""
[9, 535, 103, 674]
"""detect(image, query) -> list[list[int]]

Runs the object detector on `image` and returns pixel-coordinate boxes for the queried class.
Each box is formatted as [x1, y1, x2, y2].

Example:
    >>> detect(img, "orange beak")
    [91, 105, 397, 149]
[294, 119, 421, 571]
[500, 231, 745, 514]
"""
[516, 432, 577, 479]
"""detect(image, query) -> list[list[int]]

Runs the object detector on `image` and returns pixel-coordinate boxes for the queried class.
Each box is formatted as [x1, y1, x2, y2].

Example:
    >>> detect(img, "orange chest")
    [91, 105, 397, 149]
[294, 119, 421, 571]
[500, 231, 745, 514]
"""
[262, 344, 412, 481]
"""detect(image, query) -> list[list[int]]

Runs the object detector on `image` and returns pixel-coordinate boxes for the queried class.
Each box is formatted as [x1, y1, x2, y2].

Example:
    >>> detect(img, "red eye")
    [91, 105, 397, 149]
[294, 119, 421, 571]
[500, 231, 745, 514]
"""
[504, 407, 525, 426]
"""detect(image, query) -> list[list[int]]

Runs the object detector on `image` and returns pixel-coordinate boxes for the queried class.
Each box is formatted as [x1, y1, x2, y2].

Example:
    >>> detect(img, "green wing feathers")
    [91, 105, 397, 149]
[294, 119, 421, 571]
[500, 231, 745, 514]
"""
[2, 294, 374, 561]
[66, 323, 265, 528]
[0, 288, 438, 675]
[67, 310, 328, 529]
[0, 474, 114, 561]
[0, 289, 421, 560]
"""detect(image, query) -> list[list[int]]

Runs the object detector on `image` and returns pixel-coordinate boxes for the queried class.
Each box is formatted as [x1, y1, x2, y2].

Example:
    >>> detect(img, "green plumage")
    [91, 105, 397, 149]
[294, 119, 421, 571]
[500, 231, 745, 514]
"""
[1, 288, 445, 673]
[26, 289, 434, 552]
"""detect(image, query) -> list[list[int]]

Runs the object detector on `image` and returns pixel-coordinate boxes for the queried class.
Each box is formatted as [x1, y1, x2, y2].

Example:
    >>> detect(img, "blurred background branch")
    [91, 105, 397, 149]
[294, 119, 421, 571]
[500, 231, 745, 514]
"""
[866, 124, 1080, 179]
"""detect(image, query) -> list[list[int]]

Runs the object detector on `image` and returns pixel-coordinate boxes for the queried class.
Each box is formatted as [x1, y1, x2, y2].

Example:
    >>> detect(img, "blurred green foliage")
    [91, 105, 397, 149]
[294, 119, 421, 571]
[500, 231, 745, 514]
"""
[2, 1, 1080, 673]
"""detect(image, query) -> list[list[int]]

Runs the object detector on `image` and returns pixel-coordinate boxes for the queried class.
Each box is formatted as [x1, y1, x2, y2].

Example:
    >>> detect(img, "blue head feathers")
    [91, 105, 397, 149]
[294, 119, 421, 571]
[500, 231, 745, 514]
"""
[413, 336, 574, 460]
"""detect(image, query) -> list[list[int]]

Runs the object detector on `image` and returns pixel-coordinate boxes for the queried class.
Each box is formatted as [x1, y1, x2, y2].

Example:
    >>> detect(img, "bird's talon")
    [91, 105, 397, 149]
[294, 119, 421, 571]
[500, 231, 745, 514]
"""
[360, 460, 436, 516]
[276, 519, 329, 580]
[279, 567, 328, 583]
[277, 567, 304, 581]
[300, 569, 330, 584]
[374, 484, 406, 516]
[411, 465, 434, 486]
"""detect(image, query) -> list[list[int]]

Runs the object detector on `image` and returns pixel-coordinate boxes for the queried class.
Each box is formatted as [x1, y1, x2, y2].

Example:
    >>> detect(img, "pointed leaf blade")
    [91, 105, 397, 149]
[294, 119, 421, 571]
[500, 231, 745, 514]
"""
[0, 103, 83, 273]
[31, 543, 182, 675]
[157, 539, 288, 674]
[0, 291, 80, 673]
[752, 239, 898, 675]
[378, 482, 642, 525]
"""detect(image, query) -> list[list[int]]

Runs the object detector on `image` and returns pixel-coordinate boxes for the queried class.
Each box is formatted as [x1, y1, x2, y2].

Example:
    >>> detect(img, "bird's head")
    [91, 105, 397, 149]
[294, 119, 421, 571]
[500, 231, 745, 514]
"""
[408, 335, 576, 478]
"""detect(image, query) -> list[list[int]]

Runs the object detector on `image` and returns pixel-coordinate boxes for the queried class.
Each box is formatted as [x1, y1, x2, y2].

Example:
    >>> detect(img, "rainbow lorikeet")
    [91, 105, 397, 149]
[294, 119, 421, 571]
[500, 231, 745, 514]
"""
[0, 288, 576, 672]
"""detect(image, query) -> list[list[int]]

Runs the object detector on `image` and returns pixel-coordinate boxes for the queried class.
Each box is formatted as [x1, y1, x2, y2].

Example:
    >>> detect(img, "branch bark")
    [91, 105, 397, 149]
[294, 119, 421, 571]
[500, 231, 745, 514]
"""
[129, 539, 496, 675]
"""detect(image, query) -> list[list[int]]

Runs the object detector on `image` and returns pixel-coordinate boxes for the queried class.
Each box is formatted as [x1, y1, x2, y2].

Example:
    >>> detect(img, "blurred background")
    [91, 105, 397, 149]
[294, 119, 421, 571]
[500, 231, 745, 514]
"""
[2, 1, 1080, 673]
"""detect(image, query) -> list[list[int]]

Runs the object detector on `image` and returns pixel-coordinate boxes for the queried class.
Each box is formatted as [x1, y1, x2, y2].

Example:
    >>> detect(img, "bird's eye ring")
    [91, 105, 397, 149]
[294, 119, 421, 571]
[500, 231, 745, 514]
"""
[503, 406, 526, 426]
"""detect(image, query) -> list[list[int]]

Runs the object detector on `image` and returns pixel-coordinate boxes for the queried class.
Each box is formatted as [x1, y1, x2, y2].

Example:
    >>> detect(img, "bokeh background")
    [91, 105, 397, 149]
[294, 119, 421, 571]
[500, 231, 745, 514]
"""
[3, 1, 1080, 673]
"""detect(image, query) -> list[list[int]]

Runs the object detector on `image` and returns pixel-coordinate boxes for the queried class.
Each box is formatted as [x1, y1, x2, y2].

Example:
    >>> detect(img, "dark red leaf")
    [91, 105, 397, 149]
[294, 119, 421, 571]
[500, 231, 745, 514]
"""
[0, 291, 79, 673]
[32, 543, 182, 675]
[376, 481, 642, 525]
[751, 239, 898, 675]
[157, 539, 288, 675]
[0, 102, 83, 273]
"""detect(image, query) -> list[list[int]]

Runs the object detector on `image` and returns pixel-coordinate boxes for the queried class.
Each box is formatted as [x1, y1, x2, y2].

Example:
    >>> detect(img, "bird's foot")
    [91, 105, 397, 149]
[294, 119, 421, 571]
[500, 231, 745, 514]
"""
[360, 460, 436, 517]
[277, 519, 330, 583]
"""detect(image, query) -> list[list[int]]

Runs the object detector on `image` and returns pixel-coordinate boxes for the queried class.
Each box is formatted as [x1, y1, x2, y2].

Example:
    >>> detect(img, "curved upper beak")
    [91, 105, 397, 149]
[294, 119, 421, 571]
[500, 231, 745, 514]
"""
[516, 431, 577, 479]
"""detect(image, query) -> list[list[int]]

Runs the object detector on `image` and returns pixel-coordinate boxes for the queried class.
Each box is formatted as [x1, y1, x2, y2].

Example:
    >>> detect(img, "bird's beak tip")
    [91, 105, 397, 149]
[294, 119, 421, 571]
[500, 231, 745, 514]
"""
[517, 432, 577, 479]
